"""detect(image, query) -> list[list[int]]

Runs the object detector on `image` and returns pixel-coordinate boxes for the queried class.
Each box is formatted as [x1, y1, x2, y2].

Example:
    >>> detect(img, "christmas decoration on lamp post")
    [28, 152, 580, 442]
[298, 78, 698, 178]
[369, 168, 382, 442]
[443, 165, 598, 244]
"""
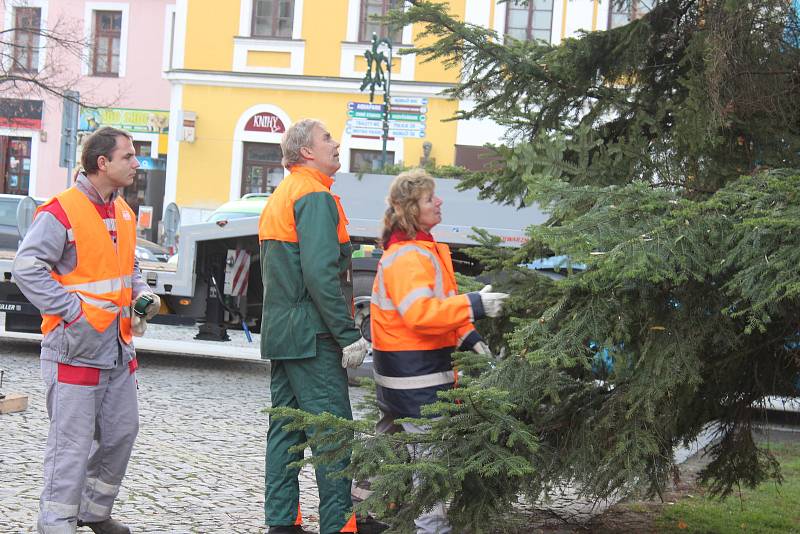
[360, 32, 393, 169]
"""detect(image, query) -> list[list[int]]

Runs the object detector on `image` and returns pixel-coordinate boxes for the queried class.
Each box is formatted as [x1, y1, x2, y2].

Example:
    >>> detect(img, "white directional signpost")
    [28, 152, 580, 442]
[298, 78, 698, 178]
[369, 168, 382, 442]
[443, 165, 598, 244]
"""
[346, 96, 427, 140]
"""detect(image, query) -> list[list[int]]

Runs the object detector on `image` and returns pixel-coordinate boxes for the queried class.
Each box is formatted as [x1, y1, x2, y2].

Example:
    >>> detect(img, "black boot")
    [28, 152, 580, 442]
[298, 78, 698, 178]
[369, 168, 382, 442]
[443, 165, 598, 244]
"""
[356, 515, 390, 534]
[76, 518, 132, 534]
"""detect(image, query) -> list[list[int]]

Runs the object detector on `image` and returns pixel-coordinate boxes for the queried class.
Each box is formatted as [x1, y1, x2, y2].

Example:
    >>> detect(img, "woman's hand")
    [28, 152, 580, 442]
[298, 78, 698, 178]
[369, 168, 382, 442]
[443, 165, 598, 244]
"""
[479, 285, 509, 318]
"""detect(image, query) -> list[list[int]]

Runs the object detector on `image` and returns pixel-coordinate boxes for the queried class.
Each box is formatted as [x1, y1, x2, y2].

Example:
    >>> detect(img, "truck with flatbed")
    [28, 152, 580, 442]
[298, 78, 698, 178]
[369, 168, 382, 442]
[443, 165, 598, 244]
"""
[0, 172, 547, 340]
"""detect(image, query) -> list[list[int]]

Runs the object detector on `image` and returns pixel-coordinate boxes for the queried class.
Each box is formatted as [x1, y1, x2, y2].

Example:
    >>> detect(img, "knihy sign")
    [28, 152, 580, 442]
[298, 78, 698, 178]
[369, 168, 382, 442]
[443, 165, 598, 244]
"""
[245, 112, 286, 133]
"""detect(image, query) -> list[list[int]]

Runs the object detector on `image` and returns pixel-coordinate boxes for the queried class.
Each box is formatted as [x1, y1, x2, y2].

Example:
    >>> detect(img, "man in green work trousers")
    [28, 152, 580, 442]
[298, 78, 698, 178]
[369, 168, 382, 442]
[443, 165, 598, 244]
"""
[257, 118, 370, 534]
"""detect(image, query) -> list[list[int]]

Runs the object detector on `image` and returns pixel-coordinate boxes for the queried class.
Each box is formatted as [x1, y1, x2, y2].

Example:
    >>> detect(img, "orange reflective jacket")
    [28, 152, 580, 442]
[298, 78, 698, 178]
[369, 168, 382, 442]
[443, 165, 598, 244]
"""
[258, 165, 350, 244]
[39, 187, 136, 343]
[370, 239, 484, 417]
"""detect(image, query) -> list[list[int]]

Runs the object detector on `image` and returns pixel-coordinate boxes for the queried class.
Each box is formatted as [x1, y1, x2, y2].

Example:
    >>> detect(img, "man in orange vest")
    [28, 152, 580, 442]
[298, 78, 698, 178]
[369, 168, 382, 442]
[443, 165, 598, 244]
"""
[13, 127, 160, 534]
[258, 119, 371, 534]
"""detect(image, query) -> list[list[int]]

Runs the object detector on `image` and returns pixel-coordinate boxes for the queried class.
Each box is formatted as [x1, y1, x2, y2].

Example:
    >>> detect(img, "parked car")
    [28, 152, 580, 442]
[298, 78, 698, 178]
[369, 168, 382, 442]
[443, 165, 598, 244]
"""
[207, 193, 270, 223]
[135, 238, 171, 262]
[1, 193, 170, 262]
[0, 194, 43, 250]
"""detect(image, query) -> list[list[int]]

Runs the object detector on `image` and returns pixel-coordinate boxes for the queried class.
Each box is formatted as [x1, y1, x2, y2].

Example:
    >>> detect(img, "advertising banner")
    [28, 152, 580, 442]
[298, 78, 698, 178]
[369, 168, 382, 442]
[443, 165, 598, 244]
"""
[79, 107, 170, 133]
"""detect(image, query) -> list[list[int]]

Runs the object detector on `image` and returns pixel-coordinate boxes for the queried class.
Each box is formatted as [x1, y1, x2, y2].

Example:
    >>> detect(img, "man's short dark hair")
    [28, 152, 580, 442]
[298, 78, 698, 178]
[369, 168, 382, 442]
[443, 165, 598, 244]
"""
[80, 126, 133, 174]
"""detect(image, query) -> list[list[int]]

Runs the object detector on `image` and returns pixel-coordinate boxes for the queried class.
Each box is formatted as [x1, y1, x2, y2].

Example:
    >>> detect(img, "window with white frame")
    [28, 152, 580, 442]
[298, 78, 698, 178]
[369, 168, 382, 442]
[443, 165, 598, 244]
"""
[358, 0, 402, 43]
[350, 148, 395, 172]
[242, 142, 283, 193]
[91, 10, 122, 76]
[11, 6, 41, 73]
[608, 0, 657, 29]
[251, 0, 295, 38]
[505, 0, 554, 43]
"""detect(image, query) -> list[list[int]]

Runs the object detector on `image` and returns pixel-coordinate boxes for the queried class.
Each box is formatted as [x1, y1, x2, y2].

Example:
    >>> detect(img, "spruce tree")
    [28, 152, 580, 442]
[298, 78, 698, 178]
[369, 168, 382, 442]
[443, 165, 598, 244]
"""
[273, 1, 800, 531]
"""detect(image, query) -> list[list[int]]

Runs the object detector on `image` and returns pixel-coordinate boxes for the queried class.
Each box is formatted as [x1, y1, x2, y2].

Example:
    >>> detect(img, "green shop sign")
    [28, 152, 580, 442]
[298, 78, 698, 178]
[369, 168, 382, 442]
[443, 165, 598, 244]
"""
[79, 107, 170, 133]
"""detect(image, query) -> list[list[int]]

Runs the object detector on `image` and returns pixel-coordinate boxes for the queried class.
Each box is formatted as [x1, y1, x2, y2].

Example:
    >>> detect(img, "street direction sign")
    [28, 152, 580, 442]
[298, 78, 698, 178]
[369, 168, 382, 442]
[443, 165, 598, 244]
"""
[389, 112, 425, 122]
[390, 96, 428, 106]
[389, 129, 426, 138]
[391, 104, 428, 114]
[346, 122, 425, 138]
[348, 110, 384, 120]
[347, 126, 389, 137]
[388, 121, 426, 131]
[347, 110, 426, 122]
[348, 102, 385, 112]
[346, 118, 426, 131]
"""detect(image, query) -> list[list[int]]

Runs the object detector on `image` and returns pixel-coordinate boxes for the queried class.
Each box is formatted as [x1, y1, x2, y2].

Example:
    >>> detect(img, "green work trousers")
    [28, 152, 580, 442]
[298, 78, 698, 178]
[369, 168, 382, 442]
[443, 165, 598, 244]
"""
[265, 336, 354, 534]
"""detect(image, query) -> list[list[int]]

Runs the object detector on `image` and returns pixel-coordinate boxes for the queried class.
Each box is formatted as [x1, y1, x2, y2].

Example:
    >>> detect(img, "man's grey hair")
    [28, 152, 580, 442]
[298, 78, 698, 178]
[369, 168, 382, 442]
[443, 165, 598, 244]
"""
[281, 118, 323, 170]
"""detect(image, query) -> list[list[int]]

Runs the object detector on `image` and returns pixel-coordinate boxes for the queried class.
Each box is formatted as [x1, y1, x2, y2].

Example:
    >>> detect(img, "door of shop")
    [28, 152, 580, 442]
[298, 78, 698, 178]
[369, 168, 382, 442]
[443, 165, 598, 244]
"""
[241, 142, 283, 194]
[123, 140, 166, 241]
[0, 136, 32, 195]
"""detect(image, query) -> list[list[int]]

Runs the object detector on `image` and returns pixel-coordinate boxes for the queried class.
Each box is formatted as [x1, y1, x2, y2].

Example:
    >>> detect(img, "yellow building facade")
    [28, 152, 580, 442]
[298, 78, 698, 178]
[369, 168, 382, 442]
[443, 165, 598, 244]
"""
[165, 0, 467, 221]
[164, 0, 644, 221]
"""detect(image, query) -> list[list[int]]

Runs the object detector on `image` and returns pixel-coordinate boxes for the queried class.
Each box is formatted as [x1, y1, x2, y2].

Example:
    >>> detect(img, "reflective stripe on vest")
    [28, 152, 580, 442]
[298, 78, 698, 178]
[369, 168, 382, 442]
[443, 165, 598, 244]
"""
[372, 370, 455, 390]
[61, 275, 133, 294]
[37, 187, 135, 343]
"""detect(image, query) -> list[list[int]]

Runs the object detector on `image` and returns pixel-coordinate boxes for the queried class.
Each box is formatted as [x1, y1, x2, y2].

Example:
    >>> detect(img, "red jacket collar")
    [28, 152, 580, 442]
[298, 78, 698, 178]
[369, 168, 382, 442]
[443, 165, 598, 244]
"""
[289, 165, 334, 190]
[386, 229, 434, 248]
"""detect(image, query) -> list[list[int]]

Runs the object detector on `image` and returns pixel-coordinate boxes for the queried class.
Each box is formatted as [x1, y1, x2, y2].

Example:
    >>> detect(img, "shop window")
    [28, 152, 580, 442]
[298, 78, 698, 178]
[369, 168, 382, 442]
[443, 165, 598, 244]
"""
[454, 145, 502, 172]
[251, 0, 295, 38]
[122, 141, 149, 214]
[608, 0, 657, 29]
[350, 149, 395, 172]
[123, 141, 167, 241]
[11, 7, 41, 73]
[242, 142, 283, 194]
[0, 137, 32, 195]
[359, 0, 403, 43]
[92, 10, 122, 76]
[505, 0, 554, 43]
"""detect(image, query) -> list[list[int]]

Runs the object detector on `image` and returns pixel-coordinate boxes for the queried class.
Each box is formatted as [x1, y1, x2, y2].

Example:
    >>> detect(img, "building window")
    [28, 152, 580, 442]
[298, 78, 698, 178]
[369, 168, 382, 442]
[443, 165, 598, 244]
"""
[359, 0, 402, 43]
[0, 137, 32, 195]
[251, 0, 295, 38]
[454, 145, 502, 172]
[242, 142, 283, 194]
[608, 0, 657, 29]
[505, 0, 554, 43]
[92, 10, 122, 76]
[350, 149, 395, 172]
[11, 7, 41, 73]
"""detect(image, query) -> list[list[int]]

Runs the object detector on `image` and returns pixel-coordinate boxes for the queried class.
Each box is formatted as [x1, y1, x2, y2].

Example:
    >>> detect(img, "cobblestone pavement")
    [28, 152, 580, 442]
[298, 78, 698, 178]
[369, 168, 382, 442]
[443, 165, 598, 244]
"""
[0, 338, 369, 534]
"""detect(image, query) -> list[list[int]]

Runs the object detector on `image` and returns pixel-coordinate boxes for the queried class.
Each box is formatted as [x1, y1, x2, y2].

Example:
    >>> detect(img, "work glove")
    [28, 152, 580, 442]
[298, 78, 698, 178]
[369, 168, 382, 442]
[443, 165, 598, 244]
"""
[132, 312, 147, 337]
[473, 340, 493, 358]
[342, 337, 369, 368]
[479, 285, 510, 318]
[138, 292, 162, 320]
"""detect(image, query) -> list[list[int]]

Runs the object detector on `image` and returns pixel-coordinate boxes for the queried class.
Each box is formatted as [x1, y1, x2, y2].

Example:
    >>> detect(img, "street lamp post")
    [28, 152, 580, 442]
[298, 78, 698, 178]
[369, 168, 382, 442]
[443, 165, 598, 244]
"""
[360, 33, 393, 169]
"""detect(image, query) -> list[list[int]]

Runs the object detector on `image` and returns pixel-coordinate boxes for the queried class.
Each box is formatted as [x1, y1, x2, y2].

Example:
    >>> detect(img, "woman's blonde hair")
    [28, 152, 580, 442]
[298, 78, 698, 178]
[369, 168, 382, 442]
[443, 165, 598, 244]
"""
[380, 168, 435, 248]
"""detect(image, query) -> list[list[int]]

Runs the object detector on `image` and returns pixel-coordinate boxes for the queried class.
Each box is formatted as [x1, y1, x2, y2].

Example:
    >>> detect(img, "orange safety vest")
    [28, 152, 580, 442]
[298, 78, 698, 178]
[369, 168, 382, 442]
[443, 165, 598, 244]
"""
[39, 187, 136, 344]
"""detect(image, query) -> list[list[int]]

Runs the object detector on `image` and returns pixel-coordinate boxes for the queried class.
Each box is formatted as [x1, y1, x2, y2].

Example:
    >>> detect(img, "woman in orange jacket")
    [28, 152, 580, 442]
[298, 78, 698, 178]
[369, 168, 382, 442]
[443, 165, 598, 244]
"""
[369, 168, 508, 534]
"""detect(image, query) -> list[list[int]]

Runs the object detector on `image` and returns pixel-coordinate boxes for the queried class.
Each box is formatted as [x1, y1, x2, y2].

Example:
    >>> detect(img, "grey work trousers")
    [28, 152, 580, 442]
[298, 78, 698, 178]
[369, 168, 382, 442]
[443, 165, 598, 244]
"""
[38, 358, 139, 534]
[352, 412, 452, 534]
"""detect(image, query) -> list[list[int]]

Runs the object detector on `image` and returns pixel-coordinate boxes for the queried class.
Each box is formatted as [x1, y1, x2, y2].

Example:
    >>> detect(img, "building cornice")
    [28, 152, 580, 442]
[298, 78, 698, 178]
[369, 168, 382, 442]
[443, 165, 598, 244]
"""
[164, 69, 456, 98]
